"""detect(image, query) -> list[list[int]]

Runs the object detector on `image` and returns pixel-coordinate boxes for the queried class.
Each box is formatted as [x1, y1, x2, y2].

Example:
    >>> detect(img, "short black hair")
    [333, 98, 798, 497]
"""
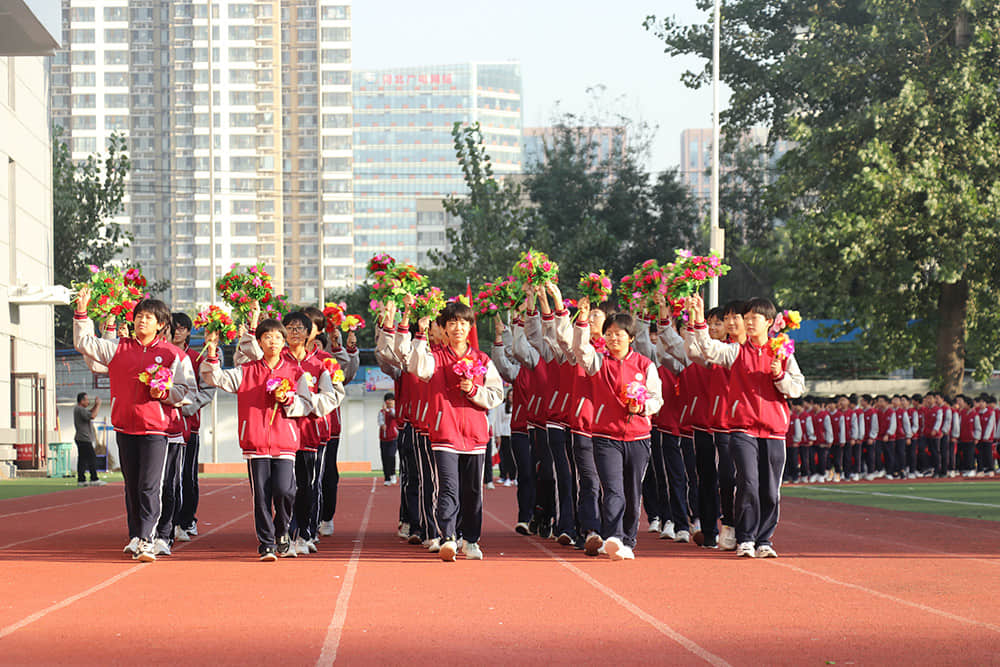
[255, 318, 287, 341]
[77, 392, 88, 404]
[722, 300, 746, 317]
[172, 312, 192, 346]
[437, 301, 475, 328]
[133, 298, 172, 327]
[602, 313, 636, 338]
[742, 297, 777, 322]
[383, 392, 395, 401]
[706, 307, 724, 322]
[301, 306, 325, 336]
[282, 311, 313, 334]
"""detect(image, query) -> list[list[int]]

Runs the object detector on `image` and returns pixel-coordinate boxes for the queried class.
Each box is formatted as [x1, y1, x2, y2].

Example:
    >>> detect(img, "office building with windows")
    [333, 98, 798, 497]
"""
[352, 62, 523, 279]
[50, 0, 353, 308]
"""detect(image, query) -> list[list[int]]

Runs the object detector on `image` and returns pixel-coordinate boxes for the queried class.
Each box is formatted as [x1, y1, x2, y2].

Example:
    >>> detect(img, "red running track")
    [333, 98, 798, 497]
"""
[1, 477, 998, 665]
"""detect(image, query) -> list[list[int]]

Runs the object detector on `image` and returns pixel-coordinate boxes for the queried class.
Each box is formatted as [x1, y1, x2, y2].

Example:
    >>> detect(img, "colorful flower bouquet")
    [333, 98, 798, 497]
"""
[367, 252, 396, 277]
[341, 314, 366, 332]
[621, 380, 651, 420]
[512, 249, 559, 286]
[618, 259, 664, 313]
[453, 356, 488, 380]
[661, 250, 731, 316]
[768, 309, 801, 360]
[138, 362, 173, 397]
[265, 377, 294, 424]
[369, 262, 429, 311]
[216, 262, 275, 320]
[73, 265, 150, 322]
[193, 305, 239, 343]
[579, 270, 613, 305]
[475, 276, 520, 317]
[412, 286, 447, 321]
[323, 302, 346, 334]
[322, 357, 346, 384]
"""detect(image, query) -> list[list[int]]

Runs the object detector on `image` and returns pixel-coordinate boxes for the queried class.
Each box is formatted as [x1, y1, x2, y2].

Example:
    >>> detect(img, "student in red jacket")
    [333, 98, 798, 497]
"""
[684, 294, 805, 558]
[572, 298, 663, 561]
[394, 298, 504, 562]
[201, 319, 340, 559]
[378, 392, 400, 485]
[73, 287, 196, 563]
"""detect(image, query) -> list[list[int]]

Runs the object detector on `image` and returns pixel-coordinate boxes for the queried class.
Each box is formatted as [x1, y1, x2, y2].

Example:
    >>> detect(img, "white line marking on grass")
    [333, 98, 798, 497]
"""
[0, 510, 250, 640]
[316, 478, 377, 666]
[797, 487, 1000, 509]
[485, 510, 731, 667]
[785, 493, 1000, 534]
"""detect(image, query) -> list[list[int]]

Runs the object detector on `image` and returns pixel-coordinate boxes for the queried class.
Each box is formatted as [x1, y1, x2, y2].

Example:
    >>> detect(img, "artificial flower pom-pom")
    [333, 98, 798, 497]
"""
[512, 249, 559, 286]
[578, 270, 613, 305]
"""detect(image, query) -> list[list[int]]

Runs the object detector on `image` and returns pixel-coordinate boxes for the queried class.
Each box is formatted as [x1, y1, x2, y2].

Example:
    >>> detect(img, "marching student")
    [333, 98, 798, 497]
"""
[976, 395, 996, 476]
[890, 395, 907, 479]
[200, 320, 342, 559]
[812, 398, 833, 483]
[378, 392, 400, 486]
[173, 313, 215, 542]
[872, 395, 895, 480]
[787, 399, 805, 483]
[859, 395, 879, 480]
[832, 395, 850, 482]
[73, 287, 196, 562]
[901, 395, 919, 478]
[491, 316, 538, 536]
[395, 297, 504, 562]
[684, 294, 805, 558]
[571, 297, 663, 561]
[953, 395, 981, 477]
[800, 397, 816, 482]
[920, 393, 944, 476]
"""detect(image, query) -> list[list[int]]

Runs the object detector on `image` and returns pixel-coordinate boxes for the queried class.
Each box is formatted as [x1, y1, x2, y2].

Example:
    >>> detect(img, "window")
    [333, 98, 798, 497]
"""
[229, 91, 254, 105]
[298, 6, 317, 19]
[321, 49, 350, 64]
[229, 25, 255, 40]
[104, 115, 128, 130]
[299, 49, 317, 63]
[230, 135, 255, 149]
[71, 72, 95, 87]
[71, 94, 96, 108]
[231, 244, 257, 258]
[73, 137, 97, 153]
[324, 244, 352, 258]
[322, 92, 350, 107]
[70, 29, 95, 43]
[229, 48, 254, 62]
[104, 51, 128, 65]
[323, 179, 351, 193]
[104, 72, 127, 87]
[230, 113, 256, 127]
[105, 94, 128, 108]
[322, 114, 350, 128]
[321, 28, 350, 41]
[131, 72, 153, 87]
[72, 7, 95, 21]
[231, 222, 256, 235]
[229, 69, 255, 84]
[324, 201, 352, 215]
[130, 7, 152, 21]
[228, 4, 254, 19]
[322, 135, 351, 150]
[105, 29, 128, 43]
[131, 94, 155, 108]
[321, 6, 350, 20]
[72, 51, 96, 65]
[74, 115, 96, 130]
[230, 157, 256, 172]
[322, 71, 350, 86]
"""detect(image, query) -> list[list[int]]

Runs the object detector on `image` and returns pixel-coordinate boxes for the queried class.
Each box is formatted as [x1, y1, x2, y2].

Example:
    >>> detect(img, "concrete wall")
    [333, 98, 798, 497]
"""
[0, 54, 58, 471]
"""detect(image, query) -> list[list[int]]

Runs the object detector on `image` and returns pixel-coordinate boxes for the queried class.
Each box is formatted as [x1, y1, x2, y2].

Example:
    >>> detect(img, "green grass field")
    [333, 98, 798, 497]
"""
[783, 481, 1000, 522]
[0, 471, 381, 501]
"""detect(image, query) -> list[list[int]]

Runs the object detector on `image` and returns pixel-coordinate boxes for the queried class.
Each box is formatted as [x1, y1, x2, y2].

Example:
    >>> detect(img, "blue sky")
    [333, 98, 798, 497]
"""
[352, 1, 729, 173]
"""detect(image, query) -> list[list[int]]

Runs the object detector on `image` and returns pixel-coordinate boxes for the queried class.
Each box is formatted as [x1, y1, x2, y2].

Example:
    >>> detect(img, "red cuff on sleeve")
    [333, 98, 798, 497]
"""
[345, 345, 358, 353]
[526, 309, 537, 317]
[414, 333, 427, 341]
[541, 312, 554, 322]
[554, 309, 569, 318]
[687, 322, 708, 332]
[395, 325, 409, 334]
[575, 318, 589, 328]
[74, 311, 89, 320]
[206, 356, 220, 363]
[658, 318, 672, 327]
[381, 326, 395, 335]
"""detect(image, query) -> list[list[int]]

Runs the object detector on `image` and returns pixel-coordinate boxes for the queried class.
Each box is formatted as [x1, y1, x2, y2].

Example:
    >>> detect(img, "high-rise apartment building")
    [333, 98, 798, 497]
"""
[352, 62, 523, 279]
[50, 0, 353, 309]
[523, 125, 626, 171]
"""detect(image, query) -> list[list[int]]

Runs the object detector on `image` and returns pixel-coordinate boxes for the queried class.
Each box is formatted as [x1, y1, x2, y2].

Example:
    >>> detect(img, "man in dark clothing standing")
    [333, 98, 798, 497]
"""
[74, 392, 106, 487]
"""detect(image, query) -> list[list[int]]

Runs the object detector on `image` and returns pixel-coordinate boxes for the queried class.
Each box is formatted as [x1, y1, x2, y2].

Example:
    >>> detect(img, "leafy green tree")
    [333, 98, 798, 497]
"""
[52, 126, 131, 346]
[647, 2, 1000, 393]
[429, 122, 532, 294]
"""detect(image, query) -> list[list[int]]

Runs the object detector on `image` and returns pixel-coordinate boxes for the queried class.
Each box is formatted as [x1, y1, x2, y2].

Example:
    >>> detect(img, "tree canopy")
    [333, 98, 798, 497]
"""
[647, 1, 1000, 392]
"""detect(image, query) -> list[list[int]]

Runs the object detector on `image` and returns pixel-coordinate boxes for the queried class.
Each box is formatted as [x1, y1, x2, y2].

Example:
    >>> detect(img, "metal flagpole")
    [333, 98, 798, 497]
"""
[708, 0, 725, 309]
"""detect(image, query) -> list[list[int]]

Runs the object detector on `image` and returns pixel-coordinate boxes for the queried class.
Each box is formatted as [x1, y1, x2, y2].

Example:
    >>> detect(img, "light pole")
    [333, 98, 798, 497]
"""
[708, 0, 725, 308]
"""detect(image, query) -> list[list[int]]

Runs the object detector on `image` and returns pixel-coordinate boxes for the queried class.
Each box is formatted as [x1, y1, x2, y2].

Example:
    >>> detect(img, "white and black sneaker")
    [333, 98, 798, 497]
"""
[735, 541, 756, 558]
[152, 538, 172, 556]
[123, 537, 141, 556]
[135, 539, 156, 562]
[277, 535, 297, 558]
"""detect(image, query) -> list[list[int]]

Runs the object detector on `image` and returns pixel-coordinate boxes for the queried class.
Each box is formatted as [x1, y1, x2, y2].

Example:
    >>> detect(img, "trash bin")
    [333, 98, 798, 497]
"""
[47, 443, 74, 478]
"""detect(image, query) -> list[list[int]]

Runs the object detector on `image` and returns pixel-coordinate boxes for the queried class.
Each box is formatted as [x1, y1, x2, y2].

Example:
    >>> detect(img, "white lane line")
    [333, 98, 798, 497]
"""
[0, 510, 250, 640]
[316, 478, 377, 666]
[0, 493, 120, 520]
[772, 560, 1000, 635]
[795, 486, 1000, 509]
[781, 519, 1000, 568]
[485, 510, 731, 667]
[0, 482, 245, 551]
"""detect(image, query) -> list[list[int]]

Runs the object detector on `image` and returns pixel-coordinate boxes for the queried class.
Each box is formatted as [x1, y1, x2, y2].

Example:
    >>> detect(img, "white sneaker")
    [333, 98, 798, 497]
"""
[756, 544, 778, 558]
[427, 538, 441, 553]
[584, 532, 603, 556]
[135, 540, 157, 562]
[307, 539, 318, 553]
[604, 537, 625, 561]
[174, 525, 191, 542]
[396, 522, 410, 539]
[486, 482, 495, 489]
[515, 522, 530, 535]
[618, 544, 635, 560]
[123, 537, 140, 555]
[439, 540, 458, 562]
[674, 530, 691, 543]
[186, 523, 198, 536]
[318, 520, 335, 537]
[647, 518, 661, 533]
[383, 479, 392, 487]
[391, 475, 398, 485]
[503, 479, 512, 487]
[152, 538, 172, 556]
[462, 541, 484, 560]
[719, 525, 737, 551]
[91, 479, 107, 487]
[659, 520, 676, 540]
[294, 537, 310, 555]
[690, 519, 701, 533]
[736, 541, 756, 558]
